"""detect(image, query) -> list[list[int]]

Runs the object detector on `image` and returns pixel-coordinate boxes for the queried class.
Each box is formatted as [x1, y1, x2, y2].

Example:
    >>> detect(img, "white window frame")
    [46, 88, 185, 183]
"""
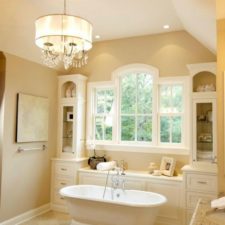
[113, 64, 158, 146]
[86, 64, 190, 155]
[86, 81, 116, 145]
[157, 77, 191, 148]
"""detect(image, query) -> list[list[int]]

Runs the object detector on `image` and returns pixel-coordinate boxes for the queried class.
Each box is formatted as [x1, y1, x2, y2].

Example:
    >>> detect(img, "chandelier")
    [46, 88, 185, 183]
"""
[35, 0, 93, 70]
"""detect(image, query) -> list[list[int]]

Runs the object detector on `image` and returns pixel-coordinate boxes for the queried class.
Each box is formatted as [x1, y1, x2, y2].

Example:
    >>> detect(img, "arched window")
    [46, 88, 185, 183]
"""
[113, 64, 158, 144]
[87, 64, 189, 153]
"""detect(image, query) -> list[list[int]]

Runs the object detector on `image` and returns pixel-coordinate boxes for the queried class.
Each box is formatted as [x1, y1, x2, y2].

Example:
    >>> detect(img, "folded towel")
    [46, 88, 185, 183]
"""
[96, 161, 117, 171]
[211, 197, 225, 209]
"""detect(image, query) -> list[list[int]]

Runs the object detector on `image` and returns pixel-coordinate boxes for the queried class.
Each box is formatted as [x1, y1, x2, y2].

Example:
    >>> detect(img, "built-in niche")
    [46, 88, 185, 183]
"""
[187, 62, 216, 93]
[193, 71, 216, 92]
[61, 81, 76, 98]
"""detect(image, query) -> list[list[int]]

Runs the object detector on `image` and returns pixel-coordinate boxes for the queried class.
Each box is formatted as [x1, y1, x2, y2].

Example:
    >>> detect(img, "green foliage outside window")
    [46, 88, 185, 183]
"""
[95, 89, 114, 141]
[159, 84, 183, 144]
[120, 73, 153, 142]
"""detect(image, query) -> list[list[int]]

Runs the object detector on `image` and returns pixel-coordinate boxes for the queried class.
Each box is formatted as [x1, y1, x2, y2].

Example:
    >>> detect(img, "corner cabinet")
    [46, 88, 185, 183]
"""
[50, 74, 88, 212]
[57, 74, 87, 158]
[184, 63, 218, 225]
[192, 92, 217, 164]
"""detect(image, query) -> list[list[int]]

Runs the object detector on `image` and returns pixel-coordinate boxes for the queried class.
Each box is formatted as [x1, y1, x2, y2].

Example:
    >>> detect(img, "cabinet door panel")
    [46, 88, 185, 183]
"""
[123, 177, 145, 191]
[79, 173, 106, 186]
[147, 182, 183, 224]
[186, 191, 216, 209]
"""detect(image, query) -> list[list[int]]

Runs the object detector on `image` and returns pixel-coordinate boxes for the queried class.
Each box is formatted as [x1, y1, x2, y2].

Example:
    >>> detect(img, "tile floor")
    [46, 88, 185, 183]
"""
[20, 211, 72, 225]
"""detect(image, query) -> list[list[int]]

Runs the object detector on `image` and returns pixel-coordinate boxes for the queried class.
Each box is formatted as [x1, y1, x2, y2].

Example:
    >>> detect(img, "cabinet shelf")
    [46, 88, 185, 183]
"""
[63, 137, 72, 139]
[197, 120, 212, 124]
[193, 95, 216, 164]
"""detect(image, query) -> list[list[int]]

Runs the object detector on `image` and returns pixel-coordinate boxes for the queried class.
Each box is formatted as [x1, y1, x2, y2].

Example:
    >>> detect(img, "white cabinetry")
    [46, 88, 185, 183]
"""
[51, 158, 87, 212]
[192, 92, 217, 164]
[51, 74, 88, 212]
[146, 180, 184, 225]
[182, 165, 217, 225]
[184, 63, 218, 225]
[57, 74, 87, 158]
[78, 169, 184, 225]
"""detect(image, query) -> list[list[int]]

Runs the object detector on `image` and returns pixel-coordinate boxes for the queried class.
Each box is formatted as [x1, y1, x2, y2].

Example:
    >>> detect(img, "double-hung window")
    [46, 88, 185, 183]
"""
[94, 88, 114, 142]
[159, 83, 184, 145]
[87, 64, 190, 153]
[120, 72, 153, 143]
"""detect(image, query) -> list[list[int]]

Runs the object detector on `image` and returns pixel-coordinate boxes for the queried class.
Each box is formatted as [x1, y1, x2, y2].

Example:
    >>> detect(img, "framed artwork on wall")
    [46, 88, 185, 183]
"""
[16, 93, 49, 143]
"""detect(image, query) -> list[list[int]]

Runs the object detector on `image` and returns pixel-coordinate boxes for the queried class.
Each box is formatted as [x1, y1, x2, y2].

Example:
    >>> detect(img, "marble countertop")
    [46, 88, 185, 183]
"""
[191, 200, 225, 225]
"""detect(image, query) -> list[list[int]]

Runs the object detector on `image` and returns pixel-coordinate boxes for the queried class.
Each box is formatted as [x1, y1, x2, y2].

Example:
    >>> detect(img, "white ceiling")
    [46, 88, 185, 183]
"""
[0, 0, 216, 68]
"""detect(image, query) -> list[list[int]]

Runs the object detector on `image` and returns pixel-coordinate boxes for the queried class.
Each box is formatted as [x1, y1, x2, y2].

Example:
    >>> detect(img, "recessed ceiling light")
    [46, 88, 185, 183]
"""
[163, 25, 170, 29]
[95, 35, 101, 39]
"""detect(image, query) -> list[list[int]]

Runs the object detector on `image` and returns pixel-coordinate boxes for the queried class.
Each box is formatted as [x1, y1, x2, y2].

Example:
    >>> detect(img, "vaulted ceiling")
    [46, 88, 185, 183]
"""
[0, 0, 216, 68]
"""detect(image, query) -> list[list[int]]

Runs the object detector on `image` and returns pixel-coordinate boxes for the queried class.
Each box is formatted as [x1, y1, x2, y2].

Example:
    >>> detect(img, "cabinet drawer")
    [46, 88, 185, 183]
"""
[54, 177, 74, 190]
[187, 174, 217, 192]
[53, 191, 66, 205]
[55, 163, 75, 176]
[186, 192, 216, 209]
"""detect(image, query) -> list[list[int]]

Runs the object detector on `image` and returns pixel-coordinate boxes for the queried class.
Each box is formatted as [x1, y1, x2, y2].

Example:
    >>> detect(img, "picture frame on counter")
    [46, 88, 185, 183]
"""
[160, 156, 176, 177]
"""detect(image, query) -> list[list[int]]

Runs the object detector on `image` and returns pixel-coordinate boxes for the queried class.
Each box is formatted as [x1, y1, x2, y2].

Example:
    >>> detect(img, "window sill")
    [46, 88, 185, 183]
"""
[95, 143, 189, 155]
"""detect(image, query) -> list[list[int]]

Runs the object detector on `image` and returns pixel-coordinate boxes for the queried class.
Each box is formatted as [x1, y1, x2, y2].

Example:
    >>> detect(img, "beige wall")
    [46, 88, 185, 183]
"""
[0, 53, 57, 222]
[72, 31, 216, 81]
[73, 30, 216, 172]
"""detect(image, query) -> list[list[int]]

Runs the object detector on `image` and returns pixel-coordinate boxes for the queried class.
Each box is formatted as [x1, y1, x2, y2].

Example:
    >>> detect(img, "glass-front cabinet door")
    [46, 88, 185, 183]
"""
[57, 75, 87, 158]
[62, 105, 74, 154]
[193, 97, 217, 163]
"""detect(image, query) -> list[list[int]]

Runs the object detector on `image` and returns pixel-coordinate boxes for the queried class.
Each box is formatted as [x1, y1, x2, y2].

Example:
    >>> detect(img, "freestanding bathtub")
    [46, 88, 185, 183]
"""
[60, 185, 167, 225]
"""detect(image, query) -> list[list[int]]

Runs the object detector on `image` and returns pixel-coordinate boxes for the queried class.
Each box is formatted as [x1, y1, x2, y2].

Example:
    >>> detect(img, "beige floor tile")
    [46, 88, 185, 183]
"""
[20, 211, 72, 225]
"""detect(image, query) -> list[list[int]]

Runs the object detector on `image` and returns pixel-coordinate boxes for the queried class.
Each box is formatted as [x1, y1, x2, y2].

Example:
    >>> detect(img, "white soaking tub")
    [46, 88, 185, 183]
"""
[60, 185, 167, 225]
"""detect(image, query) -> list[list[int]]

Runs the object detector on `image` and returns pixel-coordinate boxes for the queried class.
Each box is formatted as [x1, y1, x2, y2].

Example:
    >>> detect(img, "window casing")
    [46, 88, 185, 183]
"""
[87, 64, 190, 153]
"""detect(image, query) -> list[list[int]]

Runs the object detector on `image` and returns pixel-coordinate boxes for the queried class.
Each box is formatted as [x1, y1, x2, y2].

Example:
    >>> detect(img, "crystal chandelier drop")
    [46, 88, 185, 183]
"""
[35, 0, 93, 70]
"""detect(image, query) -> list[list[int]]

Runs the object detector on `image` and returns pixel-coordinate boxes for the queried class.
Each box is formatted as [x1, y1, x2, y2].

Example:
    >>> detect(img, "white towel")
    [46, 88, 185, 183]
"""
[96, 161, 117, 171]
[211, 197, 225, 209]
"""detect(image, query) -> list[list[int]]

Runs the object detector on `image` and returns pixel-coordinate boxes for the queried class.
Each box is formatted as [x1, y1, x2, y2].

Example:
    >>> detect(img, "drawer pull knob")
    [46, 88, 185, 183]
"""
[198, 181, 207, 184]
[60, 197, 64, 200]
[61, 168, 67, 171]
[61, 182, 67, 185]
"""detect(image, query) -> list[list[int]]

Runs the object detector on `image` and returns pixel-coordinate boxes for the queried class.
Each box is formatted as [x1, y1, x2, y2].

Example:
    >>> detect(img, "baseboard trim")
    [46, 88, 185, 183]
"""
[51, 203, 68, 213]
[1, 203, 51, 225]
